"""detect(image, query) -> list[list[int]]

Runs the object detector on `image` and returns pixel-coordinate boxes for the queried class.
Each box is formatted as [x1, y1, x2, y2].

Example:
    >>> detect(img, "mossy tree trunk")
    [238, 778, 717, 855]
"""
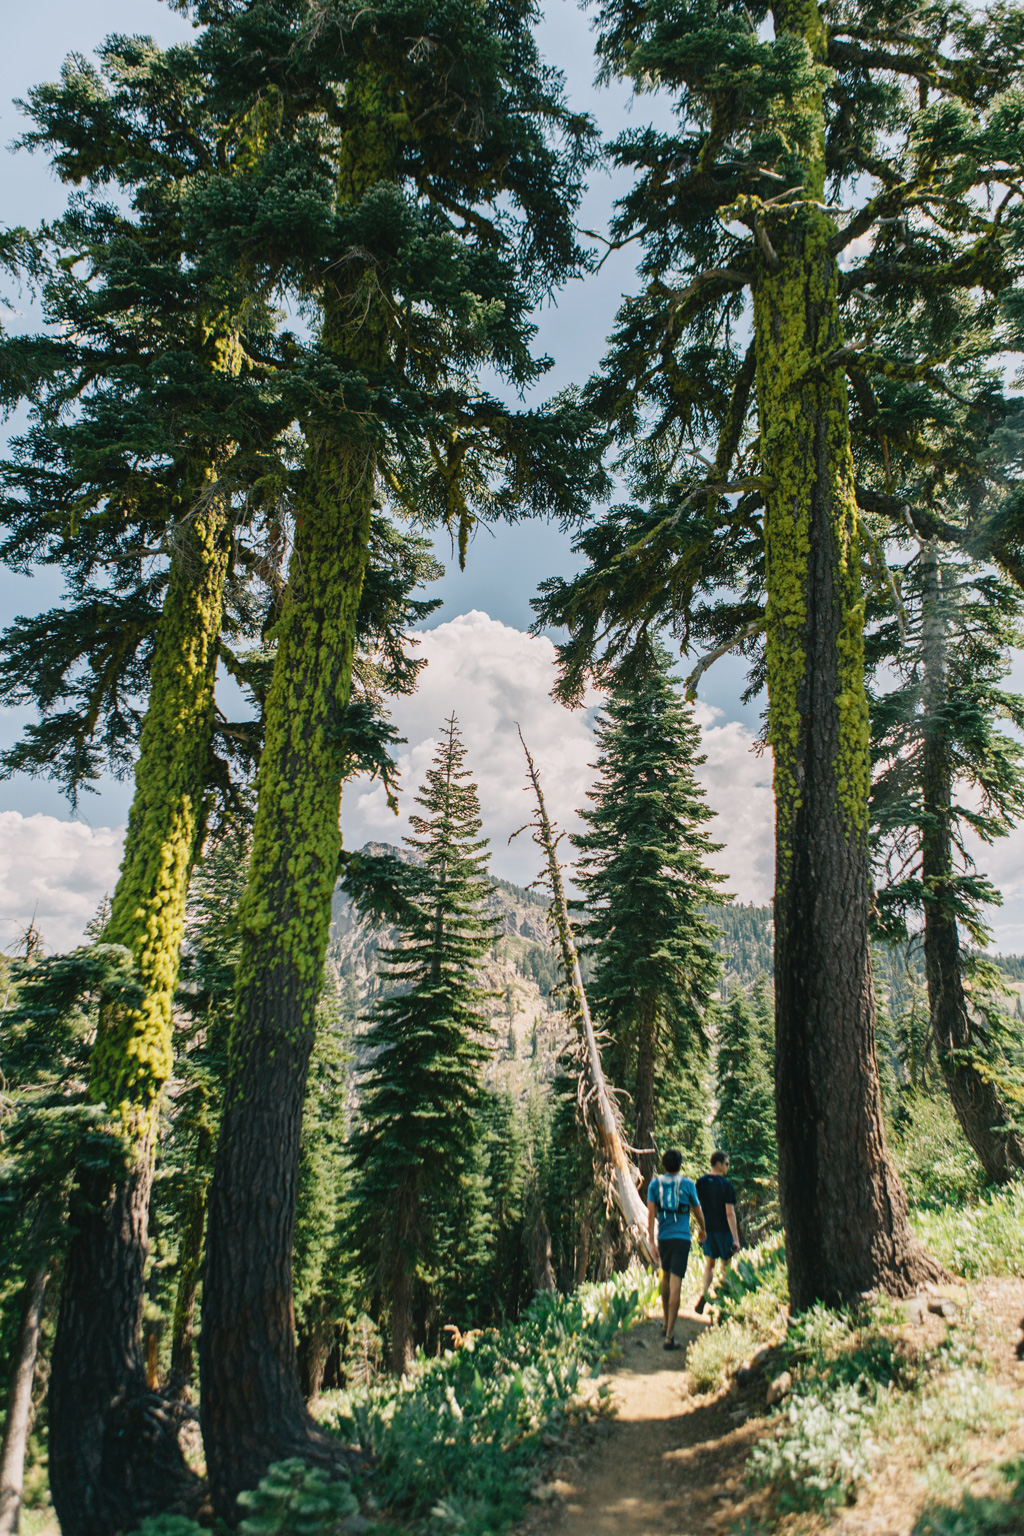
[756, 0, 939, 1310]
[47, 494, 230, 1534]
[200, 277, 385, 1510]
[919, 546, 1024, 1181]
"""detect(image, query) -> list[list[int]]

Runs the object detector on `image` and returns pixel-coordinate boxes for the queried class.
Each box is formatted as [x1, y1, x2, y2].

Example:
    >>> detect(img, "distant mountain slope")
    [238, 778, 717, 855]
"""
[328, 847, 778, 1061]
[327, 845, 569, 1099]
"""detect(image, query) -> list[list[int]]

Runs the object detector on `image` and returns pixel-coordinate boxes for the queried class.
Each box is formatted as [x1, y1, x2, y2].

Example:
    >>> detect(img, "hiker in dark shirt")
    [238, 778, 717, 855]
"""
[694, 1150, 740, 1315]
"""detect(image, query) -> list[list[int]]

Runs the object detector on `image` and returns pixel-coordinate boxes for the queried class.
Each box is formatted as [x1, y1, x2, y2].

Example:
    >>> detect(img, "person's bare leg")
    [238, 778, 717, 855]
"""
[660, 1270, 670, 1333]
[665, 1273, 683, 1343]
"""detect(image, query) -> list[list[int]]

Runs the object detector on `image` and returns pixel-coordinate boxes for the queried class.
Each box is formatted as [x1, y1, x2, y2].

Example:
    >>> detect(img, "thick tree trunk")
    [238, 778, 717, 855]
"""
[200, 415, 376, 1513]
[0, 1266, 48, 1536]
[169, 1121, 213, 1394]
[920, 546, 1024, 1181]
[48, 495, 229, 1535]
[756, 0, 940, 1310]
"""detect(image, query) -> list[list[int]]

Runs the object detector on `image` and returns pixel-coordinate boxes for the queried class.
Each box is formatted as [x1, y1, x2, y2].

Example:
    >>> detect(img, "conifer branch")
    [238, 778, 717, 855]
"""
[684, 621, 763, 699]
[512, 727, 655, 1261]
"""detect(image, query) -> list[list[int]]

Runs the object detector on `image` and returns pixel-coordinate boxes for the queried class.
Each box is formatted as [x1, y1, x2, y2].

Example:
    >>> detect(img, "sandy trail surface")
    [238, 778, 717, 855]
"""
[517, 1279, 1024, 1536]
[518, 1308, 767, 1536]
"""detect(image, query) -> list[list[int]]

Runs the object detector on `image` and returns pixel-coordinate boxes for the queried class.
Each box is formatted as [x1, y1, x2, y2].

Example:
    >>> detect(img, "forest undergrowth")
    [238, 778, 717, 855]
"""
[114, 1198, 1024, 1536]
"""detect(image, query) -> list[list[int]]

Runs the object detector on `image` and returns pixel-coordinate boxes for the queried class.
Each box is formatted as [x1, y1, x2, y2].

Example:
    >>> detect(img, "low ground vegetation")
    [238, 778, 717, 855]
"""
[128, 1269, 654, 1536]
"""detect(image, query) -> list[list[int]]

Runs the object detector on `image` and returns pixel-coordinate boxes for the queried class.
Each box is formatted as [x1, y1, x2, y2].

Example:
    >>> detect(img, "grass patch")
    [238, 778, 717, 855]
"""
[746, 1297, 1008, 1515]
[911, 1181, 1024, 1278]
[913, 1457, 1024, 1534]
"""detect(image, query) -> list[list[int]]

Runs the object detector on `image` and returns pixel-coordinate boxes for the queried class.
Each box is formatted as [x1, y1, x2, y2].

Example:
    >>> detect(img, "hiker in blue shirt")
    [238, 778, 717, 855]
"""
[646, 1149, 706, 1351]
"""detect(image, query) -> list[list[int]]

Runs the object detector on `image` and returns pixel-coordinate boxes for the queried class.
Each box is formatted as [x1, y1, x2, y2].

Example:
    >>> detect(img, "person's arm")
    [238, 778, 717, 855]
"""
[646, 1199, 660, 1264]
[691, 1202, 707, 1244]
[726, 1204, 740, 1251]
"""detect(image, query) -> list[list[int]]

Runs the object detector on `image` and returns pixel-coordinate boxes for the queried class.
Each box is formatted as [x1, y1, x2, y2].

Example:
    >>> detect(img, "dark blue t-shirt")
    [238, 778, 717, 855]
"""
[696, 1173, 736, 1233]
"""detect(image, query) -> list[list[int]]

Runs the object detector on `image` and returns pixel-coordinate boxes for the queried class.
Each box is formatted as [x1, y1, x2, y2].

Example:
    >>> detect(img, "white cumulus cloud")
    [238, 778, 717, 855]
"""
[343, 610, 775, 901]
[0, 613, 779, 955]
[0, 811, 124, 955]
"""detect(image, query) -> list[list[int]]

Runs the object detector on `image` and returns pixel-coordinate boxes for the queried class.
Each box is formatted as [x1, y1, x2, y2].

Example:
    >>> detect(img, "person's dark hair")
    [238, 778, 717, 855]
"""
[662, 1149, 683, 1174]
[711, 1150, 728, 1169]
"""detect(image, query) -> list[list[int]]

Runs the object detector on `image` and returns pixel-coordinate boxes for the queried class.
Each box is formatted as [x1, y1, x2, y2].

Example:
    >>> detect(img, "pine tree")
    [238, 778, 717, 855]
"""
[714, 978, 777, 1237]
[347, 717, 496, 1373]
[573, 647, 725, 1189]
[184, 1, 602, 1501]
[871, 547, 1024, 1180]
[2, 43, 289, 1522]
[532, 0, 1024, 1307]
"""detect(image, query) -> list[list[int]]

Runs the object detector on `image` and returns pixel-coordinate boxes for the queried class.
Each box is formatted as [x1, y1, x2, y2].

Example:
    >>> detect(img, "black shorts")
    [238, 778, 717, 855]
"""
[659, 1238, 691, 1279]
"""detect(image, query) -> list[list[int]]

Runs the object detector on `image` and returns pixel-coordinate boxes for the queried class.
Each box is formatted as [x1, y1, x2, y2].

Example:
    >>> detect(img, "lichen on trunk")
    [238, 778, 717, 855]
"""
[48, 488, 231, 1535]
[756, 0, 940, 1309]
[200, 269, 386, 1512]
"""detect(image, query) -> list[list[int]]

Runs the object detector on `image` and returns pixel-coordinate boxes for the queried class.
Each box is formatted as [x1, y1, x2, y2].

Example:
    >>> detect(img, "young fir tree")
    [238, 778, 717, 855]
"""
[573, 646, 725, 1190]
[347, 716, 496, 1373]
[175, 3, 603, 1505]
[714, 978, 778, 1237]
[870, 547, 1024, 1181]
[535, 0, 1024, 1307]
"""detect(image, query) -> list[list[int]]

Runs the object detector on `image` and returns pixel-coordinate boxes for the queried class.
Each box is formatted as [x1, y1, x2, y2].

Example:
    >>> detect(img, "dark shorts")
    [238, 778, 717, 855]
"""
[702, 1230, 737, 1261]
[659, 1238, 691, 1279]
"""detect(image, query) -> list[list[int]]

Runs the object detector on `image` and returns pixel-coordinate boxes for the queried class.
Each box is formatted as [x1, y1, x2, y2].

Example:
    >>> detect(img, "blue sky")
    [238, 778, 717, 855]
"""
[2, 3, 1022, 955]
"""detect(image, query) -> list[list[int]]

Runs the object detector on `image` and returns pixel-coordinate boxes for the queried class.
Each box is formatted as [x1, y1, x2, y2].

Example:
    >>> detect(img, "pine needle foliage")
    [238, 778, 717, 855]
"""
[347, 716, 498, 1370]
[573, 646, 725, 1184]
[714, 978, 778, 1237]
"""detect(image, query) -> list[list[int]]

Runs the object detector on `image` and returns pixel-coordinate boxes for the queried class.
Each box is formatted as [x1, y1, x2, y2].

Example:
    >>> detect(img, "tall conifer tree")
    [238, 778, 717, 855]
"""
[346, 717, 496, 1373]
[536, 0, 1024, 1306]
[714, 979, 778, 1235]
[181, 2, 603, 1505]
[573, 646, 724, 1188]
[1, 40, 292, 1525]
[871, 547, 1024, 1180]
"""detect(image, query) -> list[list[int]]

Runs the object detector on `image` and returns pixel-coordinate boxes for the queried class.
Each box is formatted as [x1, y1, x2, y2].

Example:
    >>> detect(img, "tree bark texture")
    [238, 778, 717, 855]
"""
[169, 1119, 213, 1394]
[632, 999, 658, 1193]
[200, 309, 380, 1511]
[757, 0, 940, 1309]
[48, 495, 229, 1535]
[920, 546, 1024, 1180]
[0, 1266, 48, 1536]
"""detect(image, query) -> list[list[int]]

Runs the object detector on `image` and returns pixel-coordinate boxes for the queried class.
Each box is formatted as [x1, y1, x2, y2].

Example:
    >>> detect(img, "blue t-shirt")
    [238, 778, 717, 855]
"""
[647, 1174, 699, 1241]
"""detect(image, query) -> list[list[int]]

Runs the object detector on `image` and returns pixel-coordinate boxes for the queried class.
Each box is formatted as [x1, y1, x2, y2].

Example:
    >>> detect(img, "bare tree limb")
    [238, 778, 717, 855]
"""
[512, 728, 655, 1261]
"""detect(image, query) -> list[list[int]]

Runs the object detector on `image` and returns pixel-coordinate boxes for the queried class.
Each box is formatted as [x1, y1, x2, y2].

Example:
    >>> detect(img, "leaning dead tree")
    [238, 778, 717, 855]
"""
[514, 728, 654, 1262]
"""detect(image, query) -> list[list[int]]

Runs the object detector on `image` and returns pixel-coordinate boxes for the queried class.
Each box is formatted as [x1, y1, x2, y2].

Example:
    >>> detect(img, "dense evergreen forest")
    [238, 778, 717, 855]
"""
[3, 0, 1024, 1532]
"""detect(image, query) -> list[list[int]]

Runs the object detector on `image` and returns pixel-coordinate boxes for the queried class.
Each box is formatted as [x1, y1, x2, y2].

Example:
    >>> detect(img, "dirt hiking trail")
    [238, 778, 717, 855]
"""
[516, 1280, 1024, 1536]
[518, 1308, 765, 1536]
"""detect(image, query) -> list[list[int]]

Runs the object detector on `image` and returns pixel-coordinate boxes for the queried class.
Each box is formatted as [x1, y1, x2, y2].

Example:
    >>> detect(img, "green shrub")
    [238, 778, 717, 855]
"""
[892, 1091, 992, 1209]
[686, 1234, 788, 1394]
[913, 1458, 1024, 1534]
[911, 1182, 1024, 1278]
[135, 1460, 359, 1536]
[323, 1265, 656, 1535]
[747, 1382, 875, 1510]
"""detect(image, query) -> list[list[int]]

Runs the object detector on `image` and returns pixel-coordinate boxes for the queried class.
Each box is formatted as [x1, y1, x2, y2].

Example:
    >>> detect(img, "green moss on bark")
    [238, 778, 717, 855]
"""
[91, 489, 231, 1141]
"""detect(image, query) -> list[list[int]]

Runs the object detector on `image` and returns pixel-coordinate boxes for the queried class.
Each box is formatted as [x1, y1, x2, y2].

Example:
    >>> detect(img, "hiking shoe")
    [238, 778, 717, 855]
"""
[694, 1294, 707, 1315]
[663, 1337, 678, 1351]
